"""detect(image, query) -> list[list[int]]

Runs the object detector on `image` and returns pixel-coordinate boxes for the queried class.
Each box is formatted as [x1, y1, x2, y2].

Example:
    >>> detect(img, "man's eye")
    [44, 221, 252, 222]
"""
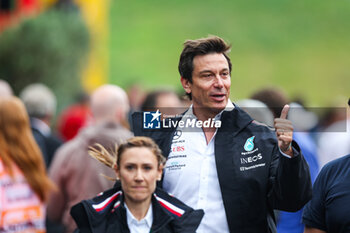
[144, 166, 152, 171]
[126, 165, 134, 170]
[202, 73, 212, 78]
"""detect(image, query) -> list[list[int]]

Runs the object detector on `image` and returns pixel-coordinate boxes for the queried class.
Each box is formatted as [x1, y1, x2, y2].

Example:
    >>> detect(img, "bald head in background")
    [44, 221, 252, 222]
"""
[0, 80, 13, 97]
[90, 84, 130, 124]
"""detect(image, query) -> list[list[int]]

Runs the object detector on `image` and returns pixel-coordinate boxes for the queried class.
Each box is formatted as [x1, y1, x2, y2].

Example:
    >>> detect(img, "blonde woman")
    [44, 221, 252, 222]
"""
[0, 97, 56, 232]
[71, 136, 203, 233]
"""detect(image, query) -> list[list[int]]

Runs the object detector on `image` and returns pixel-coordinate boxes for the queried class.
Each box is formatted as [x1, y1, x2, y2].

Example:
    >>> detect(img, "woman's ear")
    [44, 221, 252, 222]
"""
[157, 164, 164, 181]
[114, 164, 120, 180]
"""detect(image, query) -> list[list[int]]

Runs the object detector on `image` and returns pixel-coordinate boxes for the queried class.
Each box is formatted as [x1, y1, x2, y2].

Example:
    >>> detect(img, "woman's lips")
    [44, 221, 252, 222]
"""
[132, 186, 147, 189]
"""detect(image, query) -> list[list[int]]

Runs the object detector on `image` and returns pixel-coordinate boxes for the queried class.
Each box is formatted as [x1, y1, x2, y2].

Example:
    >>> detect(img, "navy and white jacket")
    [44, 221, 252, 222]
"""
[132, 104, 312, 233]
[70, 184, 204, 233]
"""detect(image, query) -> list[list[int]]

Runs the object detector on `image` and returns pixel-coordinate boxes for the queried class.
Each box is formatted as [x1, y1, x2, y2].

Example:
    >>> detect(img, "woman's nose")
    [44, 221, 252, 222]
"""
[134, 169, 144, 181]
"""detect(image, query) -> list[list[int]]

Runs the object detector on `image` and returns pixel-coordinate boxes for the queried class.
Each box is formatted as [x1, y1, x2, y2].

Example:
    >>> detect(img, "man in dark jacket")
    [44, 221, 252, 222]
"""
[20, 83, 62, 169]
[132, 36, 312, 233]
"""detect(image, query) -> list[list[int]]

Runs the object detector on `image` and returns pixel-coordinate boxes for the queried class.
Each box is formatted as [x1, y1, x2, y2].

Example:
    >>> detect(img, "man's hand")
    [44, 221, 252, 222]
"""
[274, 105, 294, 157]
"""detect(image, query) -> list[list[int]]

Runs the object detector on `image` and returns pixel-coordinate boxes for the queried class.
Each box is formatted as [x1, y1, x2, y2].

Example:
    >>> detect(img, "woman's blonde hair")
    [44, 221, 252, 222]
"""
[89, 136, 166, 176]
[0, 97, 56, 202]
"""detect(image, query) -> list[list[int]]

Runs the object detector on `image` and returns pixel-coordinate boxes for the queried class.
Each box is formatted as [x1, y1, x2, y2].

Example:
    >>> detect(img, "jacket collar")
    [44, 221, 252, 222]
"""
[219, 103, 253, 137]
[150, 195, 174, 231]
[83, 185, 176, 233]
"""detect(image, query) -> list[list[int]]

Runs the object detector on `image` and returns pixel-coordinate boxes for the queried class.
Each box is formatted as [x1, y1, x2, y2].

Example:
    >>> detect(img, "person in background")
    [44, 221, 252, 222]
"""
[0, 97, 55, 232]
[57, 92, 91, 142]
[235, 99, 274, 127]
[251, 87, 320, 233]
[127, 83, 147, 114]
[302, 99, 350, 233]
[141, 89, 184, 117]
[132, 36, 312, 233]
[20, 83, 62, 169]
[250, 86, 288, 119]
[0, 79, 13, 97]
[316, 99, 350, 168]
[302, 154, 350, 233]
[47, 84, 133, 233]
[71, 136, 203, 233]
[126, 83, 146, 132]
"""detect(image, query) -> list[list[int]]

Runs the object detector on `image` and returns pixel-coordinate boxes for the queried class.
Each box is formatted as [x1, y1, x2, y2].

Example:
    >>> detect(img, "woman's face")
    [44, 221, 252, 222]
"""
[116, 147, 163, 205]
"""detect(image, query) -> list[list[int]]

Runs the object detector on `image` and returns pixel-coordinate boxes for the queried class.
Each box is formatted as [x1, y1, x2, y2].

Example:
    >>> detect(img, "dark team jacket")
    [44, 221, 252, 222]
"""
[70, 184, 204, 233]
[132, 104, 312, 233]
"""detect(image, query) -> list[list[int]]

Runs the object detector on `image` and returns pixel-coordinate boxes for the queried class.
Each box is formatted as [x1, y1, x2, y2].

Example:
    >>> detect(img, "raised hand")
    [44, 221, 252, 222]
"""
[274, 105, 294, 157]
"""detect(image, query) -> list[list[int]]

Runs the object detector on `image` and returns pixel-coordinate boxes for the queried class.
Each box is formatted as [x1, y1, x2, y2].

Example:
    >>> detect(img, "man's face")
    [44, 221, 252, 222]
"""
[181, 53, 231, 118]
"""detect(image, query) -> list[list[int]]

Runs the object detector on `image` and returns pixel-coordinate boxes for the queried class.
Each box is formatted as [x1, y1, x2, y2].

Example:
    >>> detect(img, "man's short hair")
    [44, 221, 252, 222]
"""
[141, 90, 178, 112]
[250, 87, 289, 118]
[20, 83, 57, 119]
[178, 36, 232, 83]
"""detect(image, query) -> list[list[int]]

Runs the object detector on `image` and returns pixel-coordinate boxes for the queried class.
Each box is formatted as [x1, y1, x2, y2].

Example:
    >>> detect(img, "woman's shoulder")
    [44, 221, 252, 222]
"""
[70, 186, 124, 233]
[73, 185, 123, 214]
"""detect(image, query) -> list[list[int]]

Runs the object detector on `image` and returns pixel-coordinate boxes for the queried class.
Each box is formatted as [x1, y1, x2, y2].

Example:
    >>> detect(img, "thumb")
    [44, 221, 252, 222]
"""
[279, 104, 290, 119]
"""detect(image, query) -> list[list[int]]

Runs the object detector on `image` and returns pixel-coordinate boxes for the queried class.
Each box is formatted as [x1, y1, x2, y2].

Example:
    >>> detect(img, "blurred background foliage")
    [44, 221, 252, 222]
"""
[0, 0, 349, 109]
[109, 0, 350, 106]
[0, 8, 89, 111]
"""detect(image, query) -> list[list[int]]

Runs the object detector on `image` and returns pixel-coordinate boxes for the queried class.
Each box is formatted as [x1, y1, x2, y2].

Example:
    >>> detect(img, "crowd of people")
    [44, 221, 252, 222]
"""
[0, 35, 349, 233]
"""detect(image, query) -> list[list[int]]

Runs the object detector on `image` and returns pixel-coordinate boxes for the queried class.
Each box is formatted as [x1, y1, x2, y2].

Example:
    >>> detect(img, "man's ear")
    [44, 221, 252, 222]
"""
[181, 77, 192, 94]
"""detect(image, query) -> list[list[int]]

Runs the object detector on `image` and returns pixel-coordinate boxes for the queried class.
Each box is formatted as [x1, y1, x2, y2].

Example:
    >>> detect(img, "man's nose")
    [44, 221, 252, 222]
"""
[214, 75, 224, 88]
